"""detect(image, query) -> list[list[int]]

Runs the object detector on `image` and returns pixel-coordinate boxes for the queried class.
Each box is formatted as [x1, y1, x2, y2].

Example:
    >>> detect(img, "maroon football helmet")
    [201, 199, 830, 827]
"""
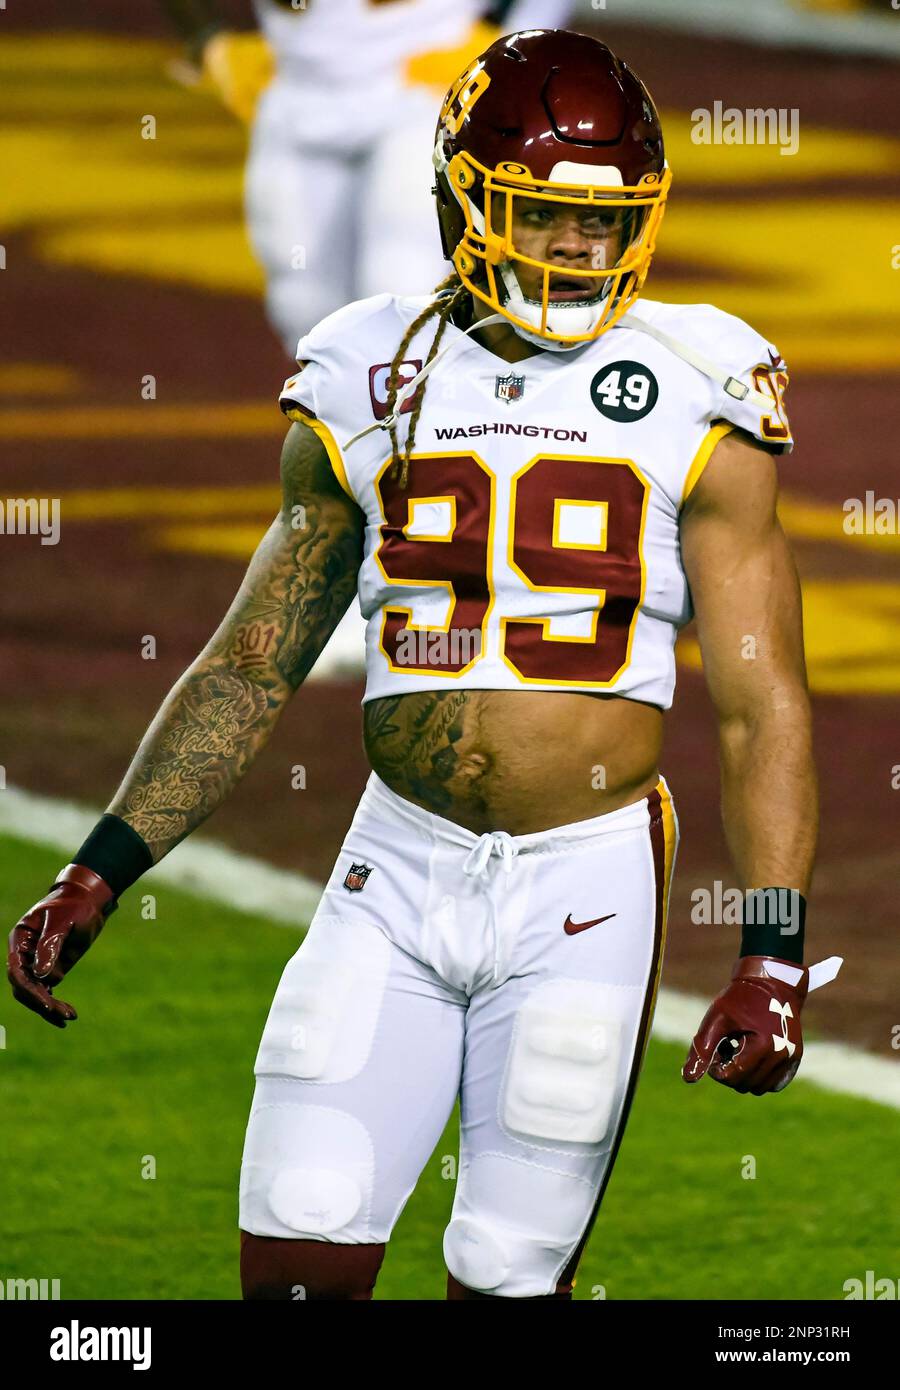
[432, 29, 670, 347]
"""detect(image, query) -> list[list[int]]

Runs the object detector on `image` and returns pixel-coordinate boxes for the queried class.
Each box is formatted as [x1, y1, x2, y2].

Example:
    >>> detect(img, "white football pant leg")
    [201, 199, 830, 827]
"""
[356, 91, 449, 301]
[240, 912, 465, 1243]
[245, 82, 358, 353]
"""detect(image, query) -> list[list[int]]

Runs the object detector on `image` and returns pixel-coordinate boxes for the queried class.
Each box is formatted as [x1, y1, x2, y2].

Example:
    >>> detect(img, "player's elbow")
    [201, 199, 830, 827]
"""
[716, 679, 813, 765]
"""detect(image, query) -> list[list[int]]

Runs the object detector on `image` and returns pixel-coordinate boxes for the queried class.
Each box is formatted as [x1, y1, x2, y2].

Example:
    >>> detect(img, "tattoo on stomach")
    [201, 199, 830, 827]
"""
[363, 691, 492, 815]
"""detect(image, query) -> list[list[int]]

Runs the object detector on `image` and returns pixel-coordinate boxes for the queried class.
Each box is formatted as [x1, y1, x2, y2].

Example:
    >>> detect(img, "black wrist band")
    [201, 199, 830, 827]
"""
[71, 815, 154, 900]
[740, 888, 806, 965]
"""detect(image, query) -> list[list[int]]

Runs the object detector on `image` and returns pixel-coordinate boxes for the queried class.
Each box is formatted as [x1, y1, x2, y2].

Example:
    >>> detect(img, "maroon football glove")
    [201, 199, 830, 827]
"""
[682, 954, 841, 1095]
[7, 864, 117, 1028]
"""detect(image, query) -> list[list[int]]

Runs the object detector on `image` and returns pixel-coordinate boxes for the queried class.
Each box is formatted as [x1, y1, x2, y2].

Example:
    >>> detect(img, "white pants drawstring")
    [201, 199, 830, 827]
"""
[462, 831, 519, 983]
[462, 830, 518, 880]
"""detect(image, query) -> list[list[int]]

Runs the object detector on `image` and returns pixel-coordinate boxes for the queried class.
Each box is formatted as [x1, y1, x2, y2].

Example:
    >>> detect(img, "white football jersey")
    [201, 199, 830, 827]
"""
[252, 2, 575, 147]
[254, 0, 485, 88]
[280, 293, 792, 710]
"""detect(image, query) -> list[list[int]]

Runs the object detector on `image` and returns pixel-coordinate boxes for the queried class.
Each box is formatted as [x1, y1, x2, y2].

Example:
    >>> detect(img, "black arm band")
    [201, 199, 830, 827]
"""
[72, 815, 154, 900]
[740, 888, 806, 965]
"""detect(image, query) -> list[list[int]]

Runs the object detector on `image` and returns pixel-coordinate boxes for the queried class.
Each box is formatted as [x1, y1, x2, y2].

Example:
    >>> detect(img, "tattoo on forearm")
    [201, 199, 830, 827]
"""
[230, 618, 278, 674]
[109, 664, 275, 859]
[108, 425, 364, 860]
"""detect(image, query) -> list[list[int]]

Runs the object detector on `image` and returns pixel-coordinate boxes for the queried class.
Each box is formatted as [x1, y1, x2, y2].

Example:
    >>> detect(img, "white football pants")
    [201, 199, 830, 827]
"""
[245, 77, 448, 354]
[239, 769, 678, 1298]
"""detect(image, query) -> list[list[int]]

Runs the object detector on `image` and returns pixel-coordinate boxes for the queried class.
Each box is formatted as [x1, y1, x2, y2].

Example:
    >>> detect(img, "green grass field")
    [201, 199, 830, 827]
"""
[1, 833, 896, 1301]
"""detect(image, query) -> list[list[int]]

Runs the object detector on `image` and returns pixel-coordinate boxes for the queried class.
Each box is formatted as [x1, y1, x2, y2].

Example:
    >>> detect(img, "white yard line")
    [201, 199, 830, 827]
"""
[2, 783, 897, 1109]
[0, 785, 322, 926]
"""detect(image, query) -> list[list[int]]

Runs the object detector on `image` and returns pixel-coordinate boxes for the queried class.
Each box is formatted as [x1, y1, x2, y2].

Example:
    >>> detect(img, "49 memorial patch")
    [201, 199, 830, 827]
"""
[590, 361, 659, 422]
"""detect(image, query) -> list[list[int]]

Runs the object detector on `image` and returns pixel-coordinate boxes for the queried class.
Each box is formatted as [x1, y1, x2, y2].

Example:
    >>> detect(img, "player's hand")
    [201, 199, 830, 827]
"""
[7, 865, 117, 1028]
[201, 30, 275, 124]
[405, 20, 501, 94]
[682, 954, 841, 1095]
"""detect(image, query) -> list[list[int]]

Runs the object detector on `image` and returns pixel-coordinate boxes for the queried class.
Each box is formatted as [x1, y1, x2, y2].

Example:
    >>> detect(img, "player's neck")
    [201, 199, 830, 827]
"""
[458, 295, 546, 363]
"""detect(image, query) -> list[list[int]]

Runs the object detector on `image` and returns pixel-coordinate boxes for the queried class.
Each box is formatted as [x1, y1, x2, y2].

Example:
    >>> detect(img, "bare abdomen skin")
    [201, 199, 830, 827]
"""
[362, 688, 664, 835]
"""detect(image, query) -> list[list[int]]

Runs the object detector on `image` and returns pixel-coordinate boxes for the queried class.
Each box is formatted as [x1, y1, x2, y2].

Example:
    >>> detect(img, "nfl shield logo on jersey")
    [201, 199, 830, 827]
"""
[495, 372, 525, 405]
[343, 862, 373, 893]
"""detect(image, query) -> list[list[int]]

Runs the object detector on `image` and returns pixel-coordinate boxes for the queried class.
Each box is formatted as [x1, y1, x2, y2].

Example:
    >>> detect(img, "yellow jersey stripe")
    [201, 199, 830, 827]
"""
[284, 408, 355, 503]
[655, 773, 679, 929]
[682, 420, 735, 506]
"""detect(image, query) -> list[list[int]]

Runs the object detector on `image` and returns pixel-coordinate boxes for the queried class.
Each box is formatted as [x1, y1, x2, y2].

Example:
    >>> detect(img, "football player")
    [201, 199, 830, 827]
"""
[163, 1, 576, 350]
[8, 31, 841, 1300]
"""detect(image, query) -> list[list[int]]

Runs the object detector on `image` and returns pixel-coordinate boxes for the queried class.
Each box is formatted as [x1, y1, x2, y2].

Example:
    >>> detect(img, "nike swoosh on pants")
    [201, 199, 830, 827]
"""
[563, 913, 617, 935]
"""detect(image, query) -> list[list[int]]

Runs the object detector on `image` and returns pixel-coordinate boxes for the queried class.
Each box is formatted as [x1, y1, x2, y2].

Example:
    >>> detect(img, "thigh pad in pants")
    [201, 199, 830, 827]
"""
[240, 916, 389, 1241]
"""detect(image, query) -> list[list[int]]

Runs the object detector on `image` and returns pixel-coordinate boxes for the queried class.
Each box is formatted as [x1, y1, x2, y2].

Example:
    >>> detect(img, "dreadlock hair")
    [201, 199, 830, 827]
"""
[385, 271, 469, 490]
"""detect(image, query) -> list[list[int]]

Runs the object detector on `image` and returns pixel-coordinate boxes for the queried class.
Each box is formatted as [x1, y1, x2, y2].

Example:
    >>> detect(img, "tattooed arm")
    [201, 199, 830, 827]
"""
[107, 424, 364, 862]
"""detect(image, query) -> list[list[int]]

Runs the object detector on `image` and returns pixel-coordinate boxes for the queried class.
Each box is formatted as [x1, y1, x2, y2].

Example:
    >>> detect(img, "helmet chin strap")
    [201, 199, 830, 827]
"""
[497, 263, 606, 353]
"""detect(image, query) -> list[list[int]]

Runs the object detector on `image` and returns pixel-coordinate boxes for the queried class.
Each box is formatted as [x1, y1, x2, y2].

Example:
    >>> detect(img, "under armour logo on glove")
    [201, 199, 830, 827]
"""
[682, 954, 842, 1096]
[769, 997, 796, 1057]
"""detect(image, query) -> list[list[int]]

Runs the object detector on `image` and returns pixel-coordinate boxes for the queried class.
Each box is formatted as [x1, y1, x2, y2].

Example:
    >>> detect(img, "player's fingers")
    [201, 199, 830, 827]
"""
[42, 960, 67, 987]
[8, 924, 75, 1022]
[8, 923, 37, 980]
[751, 1052, 801, 1096]
[54, 924, 97, 976]
[681, 1039, 711, 1082]
[706, 1039, 750, 1090]
[8, 961, 77, 1026]
[682, 1011, 732, 1082]
[33, 918, 69, 979]
[708, 1032, 770, 1090]
[740, 1047, 789, 1095]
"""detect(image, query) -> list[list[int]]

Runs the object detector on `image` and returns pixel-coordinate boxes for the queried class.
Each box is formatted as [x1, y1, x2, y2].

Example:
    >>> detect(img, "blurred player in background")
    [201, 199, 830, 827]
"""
[164, 1, 575, 675]
[165, 1, 576, 350]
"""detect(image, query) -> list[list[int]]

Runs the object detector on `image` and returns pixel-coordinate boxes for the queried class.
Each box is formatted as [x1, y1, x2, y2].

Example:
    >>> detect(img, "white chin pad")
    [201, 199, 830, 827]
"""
[499, 263, 607, 351]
